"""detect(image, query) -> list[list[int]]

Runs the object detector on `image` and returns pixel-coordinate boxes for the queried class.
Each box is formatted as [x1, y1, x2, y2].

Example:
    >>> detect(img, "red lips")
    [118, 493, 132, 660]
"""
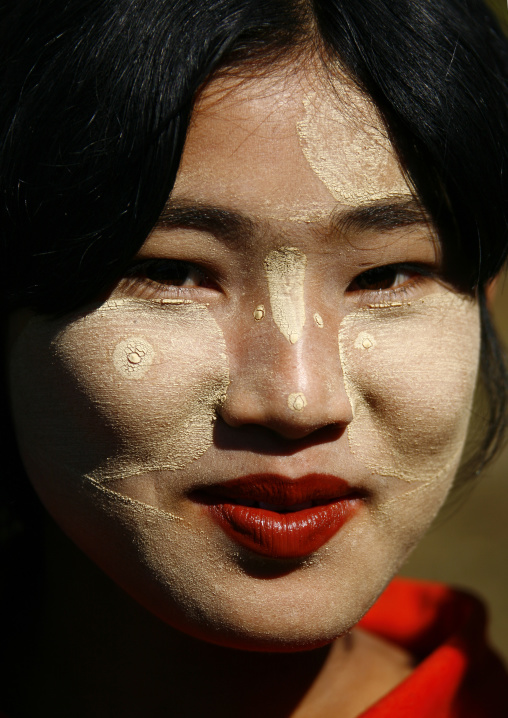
[194, 474, 362, 559]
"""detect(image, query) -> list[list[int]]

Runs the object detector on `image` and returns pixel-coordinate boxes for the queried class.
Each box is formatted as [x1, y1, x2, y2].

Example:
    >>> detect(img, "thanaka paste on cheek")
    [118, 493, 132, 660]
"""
[338, 292, 480, 534]
[9, 298, 230, 483]
[296, 86, 411, 204]
[113, 337, 155, 376]
[264, 247, 307, 344]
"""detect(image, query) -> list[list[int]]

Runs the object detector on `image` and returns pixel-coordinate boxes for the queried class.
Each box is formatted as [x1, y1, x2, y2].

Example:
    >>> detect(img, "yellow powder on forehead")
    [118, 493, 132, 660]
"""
[10, 298, 230, 483]
[264, 247, 307, 344]
[338, 292, 480, 527]
[297, 87, 411, 205]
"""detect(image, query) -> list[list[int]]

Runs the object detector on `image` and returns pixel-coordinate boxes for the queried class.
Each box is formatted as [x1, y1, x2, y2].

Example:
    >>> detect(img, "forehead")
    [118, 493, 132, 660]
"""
[171, 65, 412, 220]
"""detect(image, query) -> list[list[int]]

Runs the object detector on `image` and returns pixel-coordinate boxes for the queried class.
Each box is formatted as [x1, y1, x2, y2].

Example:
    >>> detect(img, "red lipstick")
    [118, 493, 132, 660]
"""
[195, 474, 362, 559]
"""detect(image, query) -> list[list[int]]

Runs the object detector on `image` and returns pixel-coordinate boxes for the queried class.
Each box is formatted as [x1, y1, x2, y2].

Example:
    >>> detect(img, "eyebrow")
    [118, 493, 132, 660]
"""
[331, 197, 431, 235]
[156, 200, 256, 243]
[155, 196, 430, 244]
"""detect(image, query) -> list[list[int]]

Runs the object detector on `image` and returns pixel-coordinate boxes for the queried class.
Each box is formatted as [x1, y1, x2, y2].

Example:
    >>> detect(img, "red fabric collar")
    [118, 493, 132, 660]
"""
[358, 578, 508, 717]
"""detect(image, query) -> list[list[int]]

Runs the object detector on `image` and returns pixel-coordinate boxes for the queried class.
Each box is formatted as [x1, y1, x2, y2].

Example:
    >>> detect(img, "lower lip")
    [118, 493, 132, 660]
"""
[203, 499, 361, 559]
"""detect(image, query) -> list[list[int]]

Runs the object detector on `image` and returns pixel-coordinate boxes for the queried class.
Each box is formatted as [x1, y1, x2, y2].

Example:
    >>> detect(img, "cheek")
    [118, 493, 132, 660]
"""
[9, 299, 230, 485]
[339, 293, 480, 526]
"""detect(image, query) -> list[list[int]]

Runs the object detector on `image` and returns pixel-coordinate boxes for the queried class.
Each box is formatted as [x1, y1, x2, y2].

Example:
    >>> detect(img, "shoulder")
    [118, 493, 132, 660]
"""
[358, 577, 508, 717]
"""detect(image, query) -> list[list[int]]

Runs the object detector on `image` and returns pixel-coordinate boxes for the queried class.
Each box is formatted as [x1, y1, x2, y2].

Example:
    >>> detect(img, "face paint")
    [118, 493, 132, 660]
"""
[353, 331, 376, 351]
[287, 392, 308, 412]
[264, 247, 307, 344]
[253, 304, 265, 321]
[314, 313, 324, 328]
[9, 298, 230, 484]
[297, 87, 411, 204]
[113, 337, 155, 377]
[339, 292, 480, 530]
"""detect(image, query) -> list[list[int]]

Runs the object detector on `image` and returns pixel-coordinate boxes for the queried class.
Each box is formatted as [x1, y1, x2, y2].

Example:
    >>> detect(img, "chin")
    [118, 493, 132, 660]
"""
[112, 538, 395, 655]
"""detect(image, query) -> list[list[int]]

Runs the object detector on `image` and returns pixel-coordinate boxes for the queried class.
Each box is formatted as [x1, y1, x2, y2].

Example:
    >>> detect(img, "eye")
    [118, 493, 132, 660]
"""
[348, 265, 415, 293]
[113, 258, 220, 301]
[125, 259, 213, 287]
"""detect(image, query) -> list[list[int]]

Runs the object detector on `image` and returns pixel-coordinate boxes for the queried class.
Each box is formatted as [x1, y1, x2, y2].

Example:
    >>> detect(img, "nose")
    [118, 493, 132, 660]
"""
[219, 309, 353, 440]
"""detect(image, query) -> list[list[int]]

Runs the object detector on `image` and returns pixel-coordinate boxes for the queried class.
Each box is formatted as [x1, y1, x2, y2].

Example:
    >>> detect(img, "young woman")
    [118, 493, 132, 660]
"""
[1, 0, 508, 716]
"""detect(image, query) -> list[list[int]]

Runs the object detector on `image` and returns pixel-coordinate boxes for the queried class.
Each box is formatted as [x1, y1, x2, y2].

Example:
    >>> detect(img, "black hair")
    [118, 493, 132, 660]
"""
[1, 0, 508, 306]
[1, 0, 508, 547]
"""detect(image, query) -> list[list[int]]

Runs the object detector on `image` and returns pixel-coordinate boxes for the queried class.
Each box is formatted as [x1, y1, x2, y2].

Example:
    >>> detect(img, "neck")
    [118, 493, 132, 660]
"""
[3, 518, 411, 718]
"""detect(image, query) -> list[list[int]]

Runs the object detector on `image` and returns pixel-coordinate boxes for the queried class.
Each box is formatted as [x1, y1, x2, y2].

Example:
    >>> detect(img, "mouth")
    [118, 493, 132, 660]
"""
[192, 474, 364, 559]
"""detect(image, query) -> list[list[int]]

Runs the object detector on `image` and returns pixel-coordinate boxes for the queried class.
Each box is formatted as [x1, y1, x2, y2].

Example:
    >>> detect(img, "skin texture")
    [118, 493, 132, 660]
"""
[7, 63, 480, 717]
[297, 85, 411, 204]
[11, 298, 230, 481]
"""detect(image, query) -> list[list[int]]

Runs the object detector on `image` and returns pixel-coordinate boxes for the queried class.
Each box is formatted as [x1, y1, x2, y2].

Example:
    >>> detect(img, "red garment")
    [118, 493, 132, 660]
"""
[1, 578, 506, 717]
[358, 578, 508, 717]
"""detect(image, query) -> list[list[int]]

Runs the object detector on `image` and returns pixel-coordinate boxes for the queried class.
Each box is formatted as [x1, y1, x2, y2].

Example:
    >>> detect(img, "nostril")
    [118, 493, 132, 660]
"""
[213, 418, 348, 453]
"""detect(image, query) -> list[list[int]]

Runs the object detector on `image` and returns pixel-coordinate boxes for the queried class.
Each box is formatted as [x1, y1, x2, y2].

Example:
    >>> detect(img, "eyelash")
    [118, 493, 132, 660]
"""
[118, 259, 217, 300]
[116, 259, 432, 303]
[345, 264, 431, 304]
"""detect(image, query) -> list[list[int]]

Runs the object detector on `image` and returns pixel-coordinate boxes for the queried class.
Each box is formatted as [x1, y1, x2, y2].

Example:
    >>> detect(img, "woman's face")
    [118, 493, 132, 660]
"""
[8, 65, 480, 650]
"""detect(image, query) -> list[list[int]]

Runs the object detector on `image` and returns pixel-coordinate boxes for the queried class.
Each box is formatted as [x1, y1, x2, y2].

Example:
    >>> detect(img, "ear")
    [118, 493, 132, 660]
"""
[485, 277, 499, 310]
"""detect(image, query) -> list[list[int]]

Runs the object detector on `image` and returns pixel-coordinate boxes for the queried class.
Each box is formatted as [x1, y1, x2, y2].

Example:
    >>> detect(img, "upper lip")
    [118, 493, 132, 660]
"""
[194, 473, 358, 509]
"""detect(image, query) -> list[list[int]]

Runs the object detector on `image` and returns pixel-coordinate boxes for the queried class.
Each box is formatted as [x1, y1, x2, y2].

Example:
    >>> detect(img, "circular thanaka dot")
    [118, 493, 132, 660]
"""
[253, 304, 265, 321]
[288, 392, 308, 411]
[113, 337, 154, 378]
[354, 331, 376, 351]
